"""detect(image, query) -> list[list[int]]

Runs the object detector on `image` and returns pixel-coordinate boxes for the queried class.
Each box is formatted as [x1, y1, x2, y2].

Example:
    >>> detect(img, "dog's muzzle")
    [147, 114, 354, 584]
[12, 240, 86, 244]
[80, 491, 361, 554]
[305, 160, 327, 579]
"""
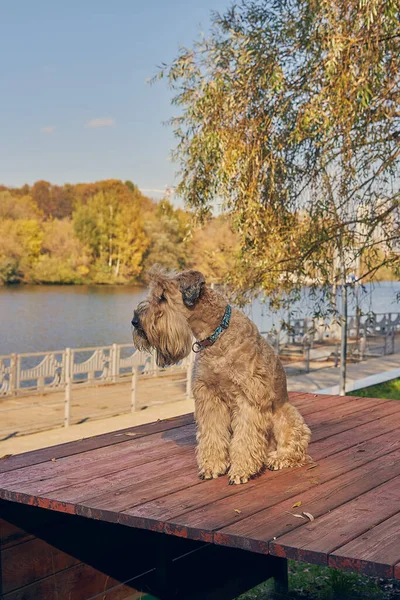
[131, 312, 140, 328]
[131, 311, 147, 341]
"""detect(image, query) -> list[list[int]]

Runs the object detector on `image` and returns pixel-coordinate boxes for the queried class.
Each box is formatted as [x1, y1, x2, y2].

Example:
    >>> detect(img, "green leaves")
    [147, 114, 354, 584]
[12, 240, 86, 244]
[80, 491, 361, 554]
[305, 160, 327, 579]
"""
[159, 0, 400, 307]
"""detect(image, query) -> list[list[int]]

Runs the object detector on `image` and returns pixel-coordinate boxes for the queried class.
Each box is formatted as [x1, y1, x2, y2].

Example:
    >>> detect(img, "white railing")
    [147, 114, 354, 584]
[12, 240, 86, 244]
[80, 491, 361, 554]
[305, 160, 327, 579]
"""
[0, 344, 195, 427]
[1, 310, 398, 430]
[286, 312, 400, 345]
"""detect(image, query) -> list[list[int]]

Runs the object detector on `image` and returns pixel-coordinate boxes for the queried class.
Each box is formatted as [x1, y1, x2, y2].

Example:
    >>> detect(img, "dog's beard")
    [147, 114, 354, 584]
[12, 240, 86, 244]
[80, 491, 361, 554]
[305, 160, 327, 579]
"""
[153, 310, 193, 367]
[154, 343, 190, 368]
[132, 328, 152, 353]
[135, 311, 192, 368]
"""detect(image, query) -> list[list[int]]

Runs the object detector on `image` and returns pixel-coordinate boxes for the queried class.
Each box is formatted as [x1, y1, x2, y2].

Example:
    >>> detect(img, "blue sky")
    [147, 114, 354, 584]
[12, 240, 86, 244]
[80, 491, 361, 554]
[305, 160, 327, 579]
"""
[0, 0, 230, 205]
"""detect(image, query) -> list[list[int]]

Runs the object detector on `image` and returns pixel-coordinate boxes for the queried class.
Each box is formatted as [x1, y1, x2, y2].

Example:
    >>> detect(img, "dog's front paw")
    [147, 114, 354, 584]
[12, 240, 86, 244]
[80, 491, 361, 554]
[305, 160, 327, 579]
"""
[228, 473, 249, 485]
[198, 462, 229, 480]
[266, 451, 307, 471]
[266, 451, 287, 470]
[228, 459, 265, 484]
[228, 465, 258, 485]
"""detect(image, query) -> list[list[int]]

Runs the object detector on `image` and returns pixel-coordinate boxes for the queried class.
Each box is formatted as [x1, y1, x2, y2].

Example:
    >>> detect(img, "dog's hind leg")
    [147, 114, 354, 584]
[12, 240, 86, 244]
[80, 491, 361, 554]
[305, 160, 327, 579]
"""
[194, 381, 231, 480]
[267, 402, 311, 470]
[228, 399, 273, 484]
[263, 356, 311, 471]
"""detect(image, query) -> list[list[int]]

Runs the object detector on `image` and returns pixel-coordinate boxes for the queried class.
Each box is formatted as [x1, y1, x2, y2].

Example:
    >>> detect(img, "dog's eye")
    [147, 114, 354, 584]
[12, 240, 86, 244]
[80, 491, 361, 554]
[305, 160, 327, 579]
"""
[159, 293, 167, 303]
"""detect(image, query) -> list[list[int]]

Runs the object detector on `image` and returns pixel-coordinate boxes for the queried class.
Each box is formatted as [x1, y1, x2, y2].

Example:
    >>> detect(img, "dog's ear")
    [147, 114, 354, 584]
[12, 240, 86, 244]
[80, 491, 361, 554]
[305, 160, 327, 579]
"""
[178, 270, 206, 307]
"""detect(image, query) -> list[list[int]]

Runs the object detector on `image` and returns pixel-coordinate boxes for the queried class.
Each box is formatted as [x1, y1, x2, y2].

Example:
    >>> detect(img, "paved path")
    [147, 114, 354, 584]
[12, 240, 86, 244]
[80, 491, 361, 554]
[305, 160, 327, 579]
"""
[286, 351, 400, 392]
[0, 372, 187, 439]
[0, 396, 195, 456]
[1, 351, 399, 456]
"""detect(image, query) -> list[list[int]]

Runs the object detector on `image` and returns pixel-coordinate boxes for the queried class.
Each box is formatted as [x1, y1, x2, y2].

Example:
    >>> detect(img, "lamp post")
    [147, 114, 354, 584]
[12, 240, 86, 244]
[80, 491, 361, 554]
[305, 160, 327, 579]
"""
[339, 281, 348, 396]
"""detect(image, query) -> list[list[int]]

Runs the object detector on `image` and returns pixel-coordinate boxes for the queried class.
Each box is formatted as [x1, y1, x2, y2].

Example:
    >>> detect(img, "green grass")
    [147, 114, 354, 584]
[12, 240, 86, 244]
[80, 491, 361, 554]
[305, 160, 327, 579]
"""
[347, 378, 400, 400]
[237, 560, 399, 600]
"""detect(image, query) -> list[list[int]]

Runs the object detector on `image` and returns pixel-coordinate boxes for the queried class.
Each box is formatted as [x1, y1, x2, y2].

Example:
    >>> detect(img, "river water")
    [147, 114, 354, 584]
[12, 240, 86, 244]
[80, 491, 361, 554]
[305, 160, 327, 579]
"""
[0, 281, 399, 355]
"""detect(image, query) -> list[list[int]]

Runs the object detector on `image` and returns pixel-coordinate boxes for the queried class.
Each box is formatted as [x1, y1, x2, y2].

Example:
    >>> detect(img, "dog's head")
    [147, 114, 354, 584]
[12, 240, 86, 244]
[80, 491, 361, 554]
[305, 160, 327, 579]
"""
[131, 266, 206, 367]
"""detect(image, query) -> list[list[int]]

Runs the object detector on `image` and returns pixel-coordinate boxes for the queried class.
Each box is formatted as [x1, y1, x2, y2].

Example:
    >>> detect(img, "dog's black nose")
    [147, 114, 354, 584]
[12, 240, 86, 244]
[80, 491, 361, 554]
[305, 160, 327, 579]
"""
[131, 313, 140, 328]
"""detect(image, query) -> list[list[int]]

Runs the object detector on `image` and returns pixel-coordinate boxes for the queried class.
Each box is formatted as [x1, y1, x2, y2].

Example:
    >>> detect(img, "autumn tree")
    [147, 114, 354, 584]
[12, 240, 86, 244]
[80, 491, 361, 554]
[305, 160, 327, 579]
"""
[0, 192, 44, 283]
[187, 215, 239, 282]
[0, 219, 43, 283]
[0, 191, 42, 220]
[73, 186, 149, 282]
[142, 199, 190, 271]
[30, 181, 73, 218]
[32, 220, 90, 283]
[159, 0, 400, 307]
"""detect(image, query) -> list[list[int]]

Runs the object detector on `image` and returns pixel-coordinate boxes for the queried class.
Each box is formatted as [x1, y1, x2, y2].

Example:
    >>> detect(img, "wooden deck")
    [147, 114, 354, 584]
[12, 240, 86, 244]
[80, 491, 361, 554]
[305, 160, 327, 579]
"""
[1, 392, 400, 599]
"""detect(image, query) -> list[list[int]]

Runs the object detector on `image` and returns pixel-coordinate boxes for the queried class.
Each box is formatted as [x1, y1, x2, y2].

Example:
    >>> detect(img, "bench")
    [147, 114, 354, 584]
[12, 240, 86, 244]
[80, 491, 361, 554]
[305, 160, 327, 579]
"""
[1, 392, 400, 599]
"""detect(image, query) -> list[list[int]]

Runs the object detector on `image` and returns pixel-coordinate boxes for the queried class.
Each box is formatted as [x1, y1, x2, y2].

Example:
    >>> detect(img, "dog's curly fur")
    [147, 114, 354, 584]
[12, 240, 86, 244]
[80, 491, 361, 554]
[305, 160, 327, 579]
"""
[132, 266, 311, 485]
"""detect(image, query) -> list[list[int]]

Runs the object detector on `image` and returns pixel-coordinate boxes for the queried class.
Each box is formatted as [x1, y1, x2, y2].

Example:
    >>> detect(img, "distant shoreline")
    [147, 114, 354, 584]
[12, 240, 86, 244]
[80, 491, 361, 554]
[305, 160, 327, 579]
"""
[0, 280, 146, 288]
[1, 276, 398, 288]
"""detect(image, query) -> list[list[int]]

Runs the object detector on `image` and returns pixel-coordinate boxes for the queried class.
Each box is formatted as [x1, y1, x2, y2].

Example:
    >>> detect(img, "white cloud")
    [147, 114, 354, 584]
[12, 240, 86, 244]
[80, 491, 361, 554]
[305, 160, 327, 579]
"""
[41, 126, 55, 133]
[140, 188, 168, 195]
[86, 117, 115, 128]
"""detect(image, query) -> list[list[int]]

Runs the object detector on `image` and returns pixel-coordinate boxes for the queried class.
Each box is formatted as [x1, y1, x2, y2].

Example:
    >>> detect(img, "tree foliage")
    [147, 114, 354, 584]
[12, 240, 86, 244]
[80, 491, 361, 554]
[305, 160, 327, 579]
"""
[142, 200, 190, 271]
[0, 218, 43, 283]
[160, 0, 400, 305]
[187, 215, 239, 282]
[73, 186, 149, 282]
[0, 179, 238, 285]
[34, 220, 89, 284]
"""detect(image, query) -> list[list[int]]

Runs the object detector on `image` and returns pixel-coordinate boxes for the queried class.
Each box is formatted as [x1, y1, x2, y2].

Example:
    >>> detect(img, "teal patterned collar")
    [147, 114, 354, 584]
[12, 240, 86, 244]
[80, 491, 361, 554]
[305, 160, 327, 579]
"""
[192, 305, 232, 353]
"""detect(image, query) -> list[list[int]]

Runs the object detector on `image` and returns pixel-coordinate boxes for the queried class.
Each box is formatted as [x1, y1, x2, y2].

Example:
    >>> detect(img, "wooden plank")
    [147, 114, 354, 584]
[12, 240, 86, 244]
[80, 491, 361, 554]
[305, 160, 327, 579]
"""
[1, 398, 398, 530]
[3, 395, 396, 504]
[310, 400, 400, 442]
[5, 393, 389, 497]
[8, 394, 391, 512]
[1, 537, 79, 594]
[17, 450, 197, 506]
[0, 423, 196, 490]
[329, 511, 400, 578]
[292, 395, 388, 426]
[76, 463, 200, 522]
[309, 410, 400, 458]
[2, 394, 399, 568]
[291, 396, 400, 450]
[0, 504, 65, 550]
[270, 475, 400, 565]
[0, 393, 379, 476]
[118, 424, 400, 541]
[157, 427, 400, 542]
[79, 410, 400, 528]
[3, 500, 272, 600]
[3, 443, 196, 500]
[2, 561, 142, 600]
[0, 519, 35, 550]
[310, 394, 390, 423]
[294, 394, 359, 415]
[0, 500, 205, 600]
[0, 430, 196, 514]
[0, 454, 197, 516]
[289, 392, 331, 410]
[394, 561, 400, 580]
[0, 412, 195, 474]
[214, 446, 400, 553]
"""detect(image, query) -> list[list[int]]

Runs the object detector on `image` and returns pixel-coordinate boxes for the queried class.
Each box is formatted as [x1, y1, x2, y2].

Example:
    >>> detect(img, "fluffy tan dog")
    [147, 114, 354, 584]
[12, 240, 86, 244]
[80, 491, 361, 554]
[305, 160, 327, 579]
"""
[132, 267, 311, 485]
